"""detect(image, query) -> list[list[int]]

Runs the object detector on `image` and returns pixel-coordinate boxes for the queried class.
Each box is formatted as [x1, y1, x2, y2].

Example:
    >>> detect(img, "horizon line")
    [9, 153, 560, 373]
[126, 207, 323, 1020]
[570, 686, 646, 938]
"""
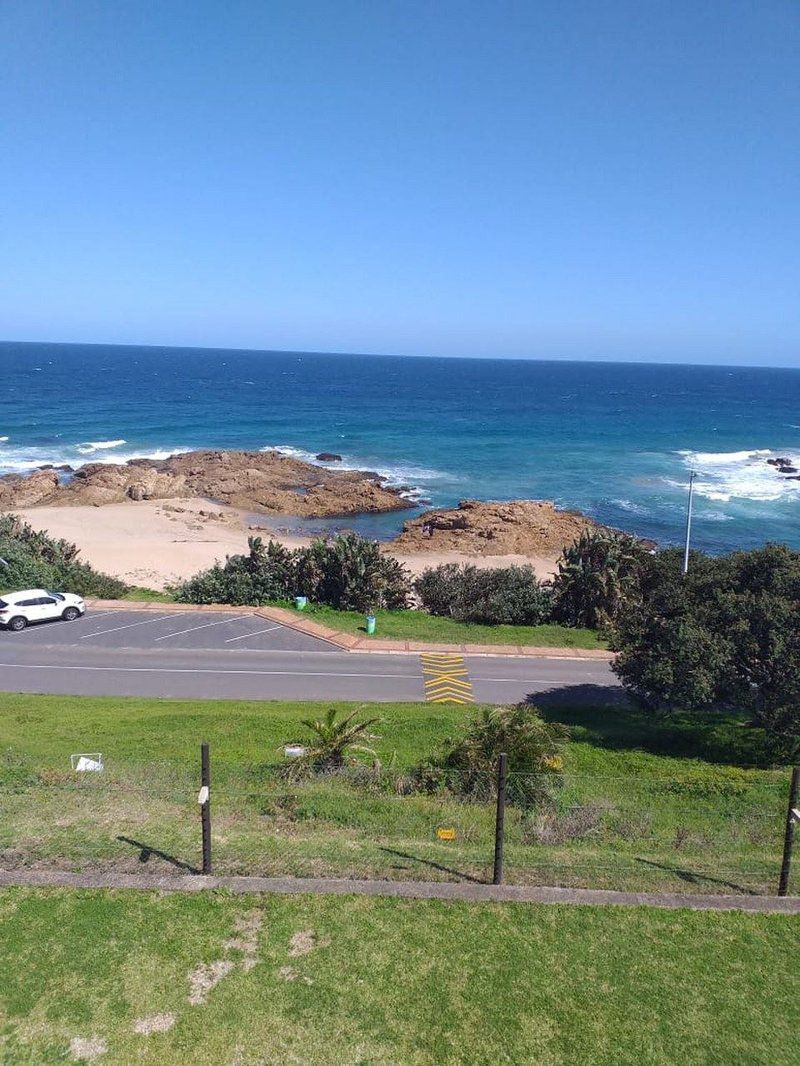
[1, 337, 799, 373]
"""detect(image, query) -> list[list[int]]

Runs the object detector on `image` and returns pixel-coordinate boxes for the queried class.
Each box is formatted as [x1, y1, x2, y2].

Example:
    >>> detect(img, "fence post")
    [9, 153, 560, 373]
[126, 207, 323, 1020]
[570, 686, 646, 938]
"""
[200, 742, 212, 875]
[778, 764, 800, 897]
[493, 752, 507, 885]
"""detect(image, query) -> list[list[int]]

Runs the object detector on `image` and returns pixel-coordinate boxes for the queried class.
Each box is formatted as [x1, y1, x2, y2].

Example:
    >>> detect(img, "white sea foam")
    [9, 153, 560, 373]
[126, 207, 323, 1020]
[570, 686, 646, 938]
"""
[261, 443, 452, 502]
[0, 436, 8, 443]
[0, 440, 191, 476]
[676, 448, 800, 503]
[611, 498, 649, 516]
[76, 439, 128, 454]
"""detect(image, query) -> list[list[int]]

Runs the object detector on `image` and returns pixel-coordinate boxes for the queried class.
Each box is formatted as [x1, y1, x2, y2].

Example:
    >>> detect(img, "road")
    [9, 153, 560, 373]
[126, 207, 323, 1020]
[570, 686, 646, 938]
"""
[0, 608, 621, 704]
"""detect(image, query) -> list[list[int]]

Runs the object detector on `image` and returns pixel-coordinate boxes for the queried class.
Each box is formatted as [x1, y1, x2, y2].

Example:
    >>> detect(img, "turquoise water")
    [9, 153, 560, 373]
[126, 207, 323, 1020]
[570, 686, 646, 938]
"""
[2, 341, 799, 552]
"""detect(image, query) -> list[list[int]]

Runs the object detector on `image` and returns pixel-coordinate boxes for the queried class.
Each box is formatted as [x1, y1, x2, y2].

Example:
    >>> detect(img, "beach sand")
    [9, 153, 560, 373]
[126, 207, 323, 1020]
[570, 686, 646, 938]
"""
[14, 499, 559, 589]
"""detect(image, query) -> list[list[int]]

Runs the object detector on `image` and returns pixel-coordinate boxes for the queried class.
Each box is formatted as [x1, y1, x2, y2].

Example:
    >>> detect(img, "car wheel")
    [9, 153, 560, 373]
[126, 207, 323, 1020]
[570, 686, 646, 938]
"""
[62, 607, 80, 622]
[8, 616, 27, 631]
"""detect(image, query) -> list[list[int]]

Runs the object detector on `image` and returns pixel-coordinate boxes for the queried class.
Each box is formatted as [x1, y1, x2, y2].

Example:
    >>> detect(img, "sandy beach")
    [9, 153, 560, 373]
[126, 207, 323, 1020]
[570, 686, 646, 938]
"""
[14, 499, 559, 590]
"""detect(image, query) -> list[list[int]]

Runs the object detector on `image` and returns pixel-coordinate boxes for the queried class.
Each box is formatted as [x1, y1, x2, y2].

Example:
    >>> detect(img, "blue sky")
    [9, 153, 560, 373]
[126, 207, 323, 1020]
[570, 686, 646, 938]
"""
[2, 1, 798, 364]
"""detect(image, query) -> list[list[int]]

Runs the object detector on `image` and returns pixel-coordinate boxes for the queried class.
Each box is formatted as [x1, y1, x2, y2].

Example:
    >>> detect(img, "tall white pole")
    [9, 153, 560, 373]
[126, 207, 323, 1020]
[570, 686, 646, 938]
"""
[682, 470, 696, 575]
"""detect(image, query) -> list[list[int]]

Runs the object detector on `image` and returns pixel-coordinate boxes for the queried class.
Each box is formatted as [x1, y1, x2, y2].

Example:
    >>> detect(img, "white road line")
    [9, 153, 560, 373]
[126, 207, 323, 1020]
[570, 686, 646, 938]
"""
[79, 613, 186, 639]
[154, 616, 251, 641]
[224, 625, 282, 643]
[0, 662, 419, 679]
[471, 675, 612, 683]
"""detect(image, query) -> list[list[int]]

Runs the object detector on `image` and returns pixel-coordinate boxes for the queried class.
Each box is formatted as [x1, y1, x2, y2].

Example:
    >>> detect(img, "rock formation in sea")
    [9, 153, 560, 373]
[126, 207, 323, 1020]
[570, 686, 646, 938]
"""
[0, 449, 412, 518]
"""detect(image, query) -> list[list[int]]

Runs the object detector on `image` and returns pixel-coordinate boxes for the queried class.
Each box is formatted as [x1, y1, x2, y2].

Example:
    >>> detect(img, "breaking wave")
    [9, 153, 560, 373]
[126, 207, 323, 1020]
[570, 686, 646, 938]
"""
[0, 440, 192, 475]
[676, 448, 800, 503]
[261, 443, 453, 502]
[76, 439, 128, 454]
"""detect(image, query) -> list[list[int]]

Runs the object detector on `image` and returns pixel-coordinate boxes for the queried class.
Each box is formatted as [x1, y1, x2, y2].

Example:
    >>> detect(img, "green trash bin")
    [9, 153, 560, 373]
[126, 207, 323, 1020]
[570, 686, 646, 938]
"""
[365, 614, 376, 635]
[295, 596, 308, 611]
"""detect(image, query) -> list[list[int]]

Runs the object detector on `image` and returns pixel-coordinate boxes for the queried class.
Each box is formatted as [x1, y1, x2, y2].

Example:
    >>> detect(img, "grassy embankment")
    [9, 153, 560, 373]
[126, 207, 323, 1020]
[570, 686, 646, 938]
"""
[0, 693, 790, 895]
[1, 886, 797, 1065]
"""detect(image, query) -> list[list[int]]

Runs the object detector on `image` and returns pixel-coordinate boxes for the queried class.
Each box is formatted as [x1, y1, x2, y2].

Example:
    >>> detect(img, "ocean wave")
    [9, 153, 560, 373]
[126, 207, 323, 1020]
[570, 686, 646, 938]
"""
[76, 439, 128, 454]
[0, 436, 8, 443]
[0, 441, 191, 476]
[676, 448, 800, 503]
[261, 443, 451, 502]
[611, 498, 649, 516]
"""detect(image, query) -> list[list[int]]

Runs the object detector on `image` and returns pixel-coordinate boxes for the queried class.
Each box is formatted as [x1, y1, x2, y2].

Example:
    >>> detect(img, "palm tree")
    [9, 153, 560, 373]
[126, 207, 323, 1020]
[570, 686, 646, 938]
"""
[283, 707, 382, 777]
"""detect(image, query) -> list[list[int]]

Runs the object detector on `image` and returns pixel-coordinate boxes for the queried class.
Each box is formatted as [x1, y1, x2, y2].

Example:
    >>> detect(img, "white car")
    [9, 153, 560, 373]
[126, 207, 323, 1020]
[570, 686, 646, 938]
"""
[0, 589, 86, 631]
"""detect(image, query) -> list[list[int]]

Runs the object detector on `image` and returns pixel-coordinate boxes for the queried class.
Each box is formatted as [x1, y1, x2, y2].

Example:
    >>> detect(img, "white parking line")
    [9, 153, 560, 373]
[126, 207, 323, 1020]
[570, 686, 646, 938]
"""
[153, 615, 251, 641]
[224, 625, 283, 643]
[79, 613, 186, 639]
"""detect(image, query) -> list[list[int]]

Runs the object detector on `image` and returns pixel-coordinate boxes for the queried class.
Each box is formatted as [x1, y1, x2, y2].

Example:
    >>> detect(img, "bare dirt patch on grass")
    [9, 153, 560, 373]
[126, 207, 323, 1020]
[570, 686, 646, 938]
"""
[188, 959, 235, 1006]
[69, 1035, 108, 1061]
[133, 1012, 176, 1035]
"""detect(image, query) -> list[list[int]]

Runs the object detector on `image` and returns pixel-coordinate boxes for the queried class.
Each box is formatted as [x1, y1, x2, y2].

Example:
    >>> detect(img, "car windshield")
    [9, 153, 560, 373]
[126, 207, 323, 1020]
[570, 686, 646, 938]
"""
[46, 591, 65, 601]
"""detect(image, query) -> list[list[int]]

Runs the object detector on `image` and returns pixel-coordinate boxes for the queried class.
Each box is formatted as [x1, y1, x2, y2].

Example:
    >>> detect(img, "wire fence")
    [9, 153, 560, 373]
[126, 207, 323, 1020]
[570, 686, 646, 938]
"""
[1, 747, 795, 897]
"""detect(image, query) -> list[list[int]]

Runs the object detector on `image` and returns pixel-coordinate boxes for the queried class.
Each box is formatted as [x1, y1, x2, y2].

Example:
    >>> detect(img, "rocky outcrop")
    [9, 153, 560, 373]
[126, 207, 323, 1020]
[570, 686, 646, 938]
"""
[390, 499, 605, 556]
[0, 449, 413, 518]
[315, 452, 342, 462]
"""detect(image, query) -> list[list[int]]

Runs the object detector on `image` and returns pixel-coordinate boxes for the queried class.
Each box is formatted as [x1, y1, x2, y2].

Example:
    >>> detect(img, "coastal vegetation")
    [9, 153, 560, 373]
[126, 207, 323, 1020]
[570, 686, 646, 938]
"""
[2, 887, 796, 1065]
[175, 533, 411, 611]
[0, 513, 127, 599]
[614, 543, 800, 759]
[415, 562, 552, 624]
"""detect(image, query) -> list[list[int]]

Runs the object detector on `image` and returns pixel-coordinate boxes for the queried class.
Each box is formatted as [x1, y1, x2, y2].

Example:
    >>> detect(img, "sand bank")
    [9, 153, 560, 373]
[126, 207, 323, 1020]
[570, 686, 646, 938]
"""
[14, 499, 559, 590]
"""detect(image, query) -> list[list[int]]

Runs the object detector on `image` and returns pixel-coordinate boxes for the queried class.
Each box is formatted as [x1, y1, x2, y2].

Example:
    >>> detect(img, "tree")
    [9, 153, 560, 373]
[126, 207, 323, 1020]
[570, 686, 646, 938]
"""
[294, 534, 411, 611]
[613, 545, 800, 759]
[551, 530, 651, 629]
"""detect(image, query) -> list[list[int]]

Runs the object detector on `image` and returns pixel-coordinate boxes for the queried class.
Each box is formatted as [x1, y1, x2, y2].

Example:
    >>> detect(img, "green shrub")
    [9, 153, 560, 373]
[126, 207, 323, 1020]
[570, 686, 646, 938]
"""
[0, 513, 127, 599]
[175, 533, 411, 612]
[410, 705, 568, 809]
[415, 564, 552, 625]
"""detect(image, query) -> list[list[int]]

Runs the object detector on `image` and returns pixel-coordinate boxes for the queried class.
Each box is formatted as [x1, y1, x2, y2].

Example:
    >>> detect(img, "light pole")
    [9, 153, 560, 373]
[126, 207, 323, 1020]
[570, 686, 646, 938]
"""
[682, 470, 696, 575]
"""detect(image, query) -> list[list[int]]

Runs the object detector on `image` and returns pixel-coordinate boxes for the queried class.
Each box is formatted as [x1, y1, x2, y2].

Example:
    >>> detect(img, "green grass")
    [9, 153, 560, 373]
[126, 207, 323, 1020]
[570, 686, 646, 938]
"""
[0, 693, 792, 896]
[122, 586, 177, 602]
[0, 887, 797, 1065]
[291, 603, 607, 648]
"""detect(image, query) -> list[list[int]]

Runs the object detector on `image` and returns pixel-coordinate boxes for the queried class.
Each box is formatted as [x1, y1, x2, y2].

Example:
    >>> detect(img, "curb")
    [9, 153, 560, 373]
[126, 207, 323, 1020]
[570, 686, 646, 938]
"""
[0, 869, 796, 912]
[85, 600, 614, 660]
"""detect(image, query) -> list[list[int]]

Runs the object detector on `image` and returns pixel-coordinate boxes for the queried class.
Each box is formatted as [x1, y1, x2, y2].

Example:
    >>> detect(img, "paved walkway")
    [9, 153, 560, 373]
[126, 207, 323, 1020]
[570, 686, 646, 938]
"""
[1, 869, 797, 912]
[86, 599, 614, 659]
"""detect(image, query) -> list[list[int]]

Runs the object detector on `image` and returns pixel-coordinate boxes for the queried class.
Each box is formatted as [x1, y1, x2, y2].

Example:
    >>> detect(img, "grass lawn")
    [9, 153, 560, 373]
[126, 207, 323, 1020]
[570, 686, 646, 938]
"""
[118, 590, 606, 647]
[0, 693, 792, 896]
[286, 603, 607, 648]
[0, 888, 797, 1065]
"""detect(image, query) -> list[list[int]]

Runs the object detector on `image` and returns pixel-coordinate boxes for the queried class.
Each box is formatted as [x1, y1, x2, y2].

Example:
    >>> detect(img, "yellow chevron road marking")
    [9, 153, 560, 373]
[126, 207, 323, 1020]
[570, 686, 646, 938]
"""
[421, 653, 475, 704]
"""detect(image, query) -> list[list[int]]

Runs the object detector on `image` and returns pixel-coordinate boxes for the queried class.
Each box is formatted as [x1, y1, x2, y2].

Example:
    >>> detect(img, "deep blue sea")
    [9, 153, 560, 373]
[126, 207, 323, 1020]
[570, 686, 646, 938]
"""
[2, 341, 799, 553]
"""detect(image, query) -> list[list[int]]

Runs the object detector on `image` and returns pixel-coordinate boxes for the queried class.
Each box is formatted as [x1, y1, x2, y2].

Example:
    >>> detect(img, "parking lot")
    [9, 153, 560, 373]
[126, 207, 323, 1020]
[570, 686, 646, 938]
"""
[0, 608, 333, 654]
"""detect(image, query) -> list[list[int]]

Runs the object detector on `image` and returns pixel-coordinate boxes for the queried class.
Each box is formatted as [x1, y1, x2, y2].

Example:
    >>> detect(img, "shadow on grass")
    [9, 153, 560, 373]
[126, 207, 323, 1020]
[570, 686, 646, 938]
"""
[117, 836, 198, 874]
[528, 686, 770, 766]
[634, 857, 760, 896]
[378, 847, 486, 884]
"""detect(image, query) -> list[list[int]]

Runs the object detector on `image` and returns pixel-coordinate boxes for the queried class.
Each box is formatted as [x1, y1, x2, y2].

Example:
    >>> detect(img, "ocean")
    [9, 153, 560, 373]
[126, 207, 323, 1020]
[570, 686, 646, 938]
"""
[2, 340, 799, 553]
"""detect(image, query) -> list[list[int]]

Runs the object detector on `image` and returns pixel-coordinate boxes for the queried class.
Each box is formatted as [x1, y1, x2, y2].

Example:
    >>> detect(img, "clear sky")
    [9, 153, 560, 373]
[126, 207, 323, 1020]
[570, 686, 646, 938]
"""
[2, 1, 798, 364]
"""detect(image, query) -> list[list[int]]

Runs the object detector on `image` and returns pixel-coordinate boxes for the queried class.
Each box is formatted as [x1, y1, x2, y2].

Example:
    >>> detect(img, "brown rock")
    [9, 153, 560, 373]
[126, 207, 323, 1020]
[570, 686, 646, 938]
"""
[0, 449, 412, 519]
[391, 499, 606, 556]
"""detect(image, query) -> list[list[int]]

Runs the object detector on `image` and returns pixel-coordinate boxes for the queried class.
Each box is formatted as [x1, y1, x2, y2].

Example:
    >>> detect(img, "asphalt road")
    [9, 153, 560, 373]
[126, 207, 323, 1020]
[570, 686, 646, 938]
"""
[0, 609, 621, 705]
